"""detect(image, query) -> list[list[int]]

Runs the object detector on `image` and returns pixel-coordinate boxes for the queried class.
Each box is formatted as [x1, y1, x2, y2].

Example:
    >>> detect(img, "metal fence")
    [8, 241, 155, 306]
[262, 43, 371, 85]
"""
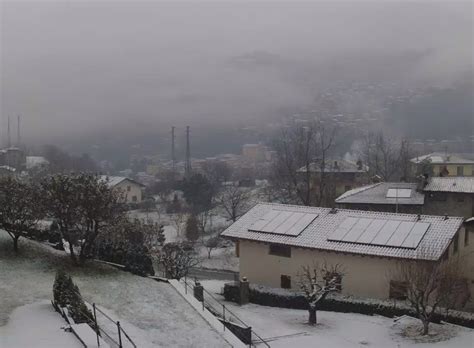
[56, 293, 136, 348]
[181, 276, 270, 347]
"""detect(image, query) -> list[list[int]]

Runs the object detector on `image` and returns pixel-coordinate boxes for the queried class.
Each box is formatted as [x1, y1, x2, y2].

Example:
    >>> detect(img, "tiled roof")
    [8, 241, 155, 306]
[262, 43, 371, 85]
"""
[221, 203, 462, 261]
[335, 182, 424, 205]
[424, 177, 474, 193]
[99, 175, 144, 188]
[410, 153, 474, 164]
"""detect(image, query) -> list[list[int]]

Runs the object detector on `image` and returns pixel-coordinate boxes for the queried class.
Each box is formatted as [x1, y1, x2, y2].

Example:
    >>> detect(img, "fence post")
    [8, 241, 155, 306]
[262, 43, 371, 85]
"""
[117, 321, 123, 348]
[223, 305, 226, 331]
[93, 303, 100, 347]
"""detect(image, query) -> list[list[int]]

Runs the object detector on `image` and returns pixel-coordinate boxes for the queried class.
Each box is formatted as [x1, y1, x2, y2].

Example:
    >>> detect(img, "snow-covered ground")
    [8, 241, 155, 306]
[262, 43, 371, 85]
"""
[0, 300, 83, 348]
[129, 209, 239, 272]
[0, 231, 230, 347]
[201, 280, 474, 348]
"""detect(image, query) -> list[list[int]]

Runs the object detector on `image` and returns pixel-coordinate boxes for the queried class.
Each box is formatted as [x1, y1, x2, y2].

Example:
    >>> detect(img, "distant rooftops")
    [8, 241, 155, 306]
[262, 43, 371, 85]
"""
[297, 159, 368, 173]
[221, 203, 463, 261]
[335, 182, 424, 205]
[410, 152, 474, 165]
[99, 175, 145, 188]
[424, 177, 474, 194]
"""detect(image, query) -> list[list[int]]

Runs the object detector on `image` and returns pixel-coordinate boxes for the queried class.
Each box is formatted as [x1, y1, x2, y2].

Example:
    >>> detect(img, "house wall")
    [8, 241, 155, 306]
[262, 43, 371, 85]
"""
[114, 180, 143, 203]
[432, 164, 474, 177]
[336, 203, 422, 215]
[424, 192, 474, 218]
[238, 228, 471, 301]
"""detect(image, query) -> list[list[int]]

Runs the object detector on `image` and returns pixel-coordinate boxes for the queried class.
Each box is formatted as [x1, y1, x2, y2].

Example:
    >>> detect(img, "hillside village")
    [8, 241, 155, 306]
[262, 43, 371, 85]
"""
[1, 133, 474, 347]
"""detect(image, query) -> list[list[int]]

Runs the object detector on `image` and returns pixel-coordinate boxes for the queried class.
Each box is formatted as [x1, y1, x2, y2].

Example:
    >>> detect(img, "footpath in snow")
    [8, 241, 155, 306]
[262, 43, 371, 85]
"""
[0, 300, 83, 348]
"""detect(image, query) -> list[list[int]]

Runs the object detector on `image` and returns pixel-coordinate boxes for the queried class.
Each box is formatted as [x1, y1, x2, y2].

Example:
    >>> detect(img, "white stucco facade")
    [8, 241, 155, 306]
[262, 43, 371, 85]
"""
[114, 179, 143, 203]
[237, 226, 472, 301]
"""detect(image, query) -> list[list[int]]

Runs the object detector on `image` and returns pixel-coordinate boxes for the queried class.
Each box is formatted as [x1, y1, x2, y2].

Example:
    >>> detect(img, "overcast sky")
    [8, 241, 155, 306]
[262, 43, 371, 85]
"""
[1, 0, 472, 145]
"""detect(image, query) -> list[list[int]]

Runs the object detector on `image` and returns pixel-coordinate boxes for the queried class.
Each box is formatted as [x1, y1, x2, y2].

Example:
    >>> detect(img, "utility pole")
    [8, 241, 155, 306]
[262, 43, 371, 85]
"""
[7, 116, 11, 148]
[185, 126, 191, 178]
[17, 115, 21, 147]
[171, 126, 176, 181]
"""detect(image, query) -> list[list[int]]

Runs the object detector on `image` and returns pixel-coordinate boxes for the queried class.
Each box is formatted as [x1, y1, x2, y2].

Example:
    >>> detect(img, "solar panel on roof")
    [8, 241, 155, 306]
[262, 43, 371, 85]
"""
[328, 217, 430, 249]
[386, 188, 412, 198]
[401, 222, 430, 248]
[248, 210, 318, 236]
[387, 221, 415, 246]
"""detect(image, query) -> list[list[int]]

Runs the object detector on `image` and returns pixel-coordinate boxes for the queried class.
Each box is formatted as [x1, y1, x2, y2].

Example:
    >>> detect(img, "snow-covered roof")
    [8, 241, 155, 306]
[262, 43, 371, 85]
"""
[410, 153, 474, 165]
[26, 156, 49, 169]
[424, 177, 474, 193]
[335, 182, 424, 205]
[0, 165, 16, 172]
[297, 159, 368, 173]
[99, 175, 145, 188]
[221, 203, 463, 261]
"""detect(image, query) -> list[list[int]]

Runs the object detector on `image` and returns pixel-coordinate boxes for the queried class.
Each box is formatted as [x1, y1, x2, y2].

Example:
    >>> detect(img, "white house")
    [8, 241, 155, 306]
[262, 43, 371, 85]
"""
[222, 203, 471, 301]
[100, 176, 145, 203]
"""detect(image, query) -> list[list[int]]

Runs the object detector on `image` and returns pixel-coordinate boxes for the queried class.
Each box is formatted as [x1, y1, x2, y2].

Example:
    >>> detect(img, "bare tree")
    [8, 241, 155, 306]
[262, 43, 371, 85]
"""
[392, 255, 465, 335]
[205, 236, 220, 259]
[298, 262, 344, 325]
[170, 211, 187, 239]
[0, 178, 45, 251]
[216, 184, 251, 222]
[159, 242, 199, 279]
[358, 131, 412, 181]
[272, 121, 337, 206]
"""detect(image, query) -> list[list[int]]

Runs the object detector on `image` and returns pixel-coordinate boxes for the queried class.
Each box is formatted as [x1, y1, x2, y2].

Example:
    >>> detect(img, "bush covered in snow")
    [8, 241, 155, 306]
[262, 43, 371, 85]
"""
[53, 270, 93, 324]
[223, 282, 474, 328]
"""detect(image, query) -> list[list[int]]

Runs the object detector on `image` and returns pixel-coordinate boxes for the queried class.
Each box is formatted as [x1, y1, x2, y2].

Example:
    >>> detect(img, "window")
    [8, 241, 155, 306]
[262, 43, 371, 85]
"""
[269, 244, 291, 258]
[457, 166, 464, 176]
[453, 234, 459, 254]
[127, 185, 131, 192]
[389, 280, 408, 300]
[132, 195, 137, 202]
[465, 230, 469, 247]
[235, 241, 240, 257]
[281, 275, 291, 289]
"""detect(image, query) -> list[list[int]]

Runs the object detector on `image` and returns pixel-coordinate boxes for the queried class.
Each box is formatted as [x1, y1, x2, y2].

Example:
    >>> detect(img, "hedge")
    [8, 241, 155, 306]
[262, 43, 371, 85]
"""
[53, 270, 93, 324]
[224, 282, 474, 328]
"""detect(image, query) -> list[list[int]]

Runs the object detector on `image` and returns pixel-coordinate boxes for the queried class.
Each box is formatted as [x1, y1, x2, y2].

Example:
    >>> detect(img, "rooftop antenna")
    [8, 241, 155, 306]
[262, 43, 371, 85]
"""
[17, 115, 21, 147]
[185, 126, 191, 178]
[171, 126, 176, 180]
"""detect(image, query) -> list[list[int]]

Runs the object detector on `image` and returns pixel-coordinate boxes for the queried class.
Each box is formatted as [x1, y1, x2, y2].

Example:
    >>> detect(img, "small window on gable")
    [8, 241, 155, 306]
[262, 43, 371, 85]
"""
[389, 280, 408, 300]
[269, 244, 291, 258]
[281, 275, 291, 289]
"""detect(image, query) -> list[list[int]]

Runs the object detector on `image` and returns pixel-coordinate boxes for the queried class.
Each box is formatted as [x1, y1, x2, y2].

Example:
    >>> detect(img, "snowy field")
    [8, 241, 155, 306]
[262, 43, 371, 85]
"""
[129, 210, 239, 272]
[201, 280, 474, 348]
[0, 231, 229, 347]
